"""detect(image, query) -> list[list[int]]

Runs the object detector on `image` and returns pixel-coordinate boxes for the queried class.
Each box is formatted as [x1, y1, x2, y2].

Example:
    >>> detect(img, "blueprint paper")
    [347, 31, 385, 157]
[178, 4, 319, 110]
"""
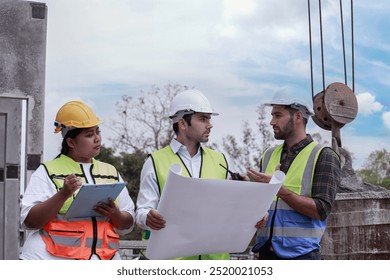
[64, 182, 126, 219]
[145, 164, 285, 260]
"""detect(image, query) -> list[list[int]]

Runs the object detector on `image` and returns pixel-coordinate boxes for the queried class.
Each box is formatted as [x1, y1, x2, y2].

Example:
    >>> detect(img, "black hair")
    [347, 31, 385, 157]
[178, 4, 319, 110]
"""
[55, 128, 84, 158]
[285, 106, 308, 126]
[172, 114, 193, 134]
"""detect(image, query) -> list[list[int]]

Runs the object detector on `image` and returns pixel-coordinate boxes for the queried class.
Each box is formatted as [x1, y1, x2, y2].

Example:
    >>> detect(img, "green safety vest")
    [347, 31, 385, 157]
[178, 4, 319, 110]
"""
[146, 145, 230, 260]
[256, 142, 329, 258]
[42, 154, 119, 214]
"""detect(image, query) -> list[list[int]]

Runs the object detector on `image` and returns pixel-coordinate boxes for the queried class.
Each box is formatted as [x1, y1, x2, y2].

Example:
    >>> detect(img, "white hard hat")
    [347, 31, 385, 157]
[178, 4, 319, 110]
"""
[264, 92, 314, 119]
[169, 89, 218, 123]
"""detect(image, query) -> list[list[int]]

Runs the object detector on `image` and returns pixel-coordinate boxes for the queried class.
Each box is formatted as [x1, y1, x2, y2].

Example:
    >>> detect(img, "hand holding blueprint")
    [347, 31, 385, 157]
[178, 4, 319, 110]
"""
[145, 164, 285, 260]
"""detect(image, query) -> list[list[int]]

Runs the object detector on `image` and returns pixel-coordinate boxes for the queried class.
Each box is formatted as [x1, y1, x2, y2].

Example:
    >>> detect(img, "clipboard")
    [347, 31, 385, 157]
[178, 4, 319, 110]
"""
[64, 182, 126, 219]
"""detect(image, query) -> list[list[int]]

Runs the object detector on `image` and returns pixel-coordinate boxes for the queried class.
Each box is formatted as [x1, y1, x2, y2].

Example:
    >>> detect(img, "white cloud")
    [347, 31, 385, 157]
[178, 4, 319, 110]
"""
[287, 59, 310, 78]
[382, 111, 390, 130]
[356, 92, 383, 116]
[222, 0, 257, 19]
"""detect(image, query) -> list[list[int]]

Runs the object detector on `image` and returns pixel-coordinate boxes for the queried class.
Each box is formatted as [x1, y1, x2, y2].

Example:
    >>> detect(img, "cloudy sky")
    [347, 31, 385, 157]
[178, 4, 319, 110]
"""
[42, 0, 390, 170]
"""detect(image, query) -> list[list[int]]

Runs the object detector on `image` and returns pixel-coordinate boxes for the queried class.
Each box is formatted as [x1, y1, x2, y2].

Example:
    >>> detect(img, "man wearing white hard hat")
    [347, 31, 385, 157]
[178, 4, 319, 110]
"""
[135, 89, 232, 260]
[248, 92, 340, 260]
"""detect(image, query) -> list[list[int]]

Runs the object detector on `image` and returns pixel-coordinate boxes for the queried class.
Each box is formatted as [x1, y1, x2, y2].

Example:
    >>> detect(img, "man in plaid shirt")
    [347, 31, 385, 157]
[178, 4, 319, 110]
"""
[249, 93, 340, 260]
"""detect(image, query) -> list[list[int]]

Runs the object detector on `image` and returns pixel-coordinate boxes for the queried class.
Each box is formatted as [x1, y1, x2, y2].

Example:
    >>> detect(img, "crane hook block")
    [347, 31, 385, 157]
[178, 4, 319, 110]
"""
[312, 82, 358, 130]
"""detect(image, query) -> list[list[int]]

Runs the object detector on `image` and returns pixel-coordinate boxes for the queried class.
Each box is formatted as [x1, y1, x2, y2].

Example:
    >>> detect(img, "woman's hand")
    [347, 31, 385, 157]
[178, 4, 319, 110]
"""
[94, 198, 120, 220]
[60, 174, 82, 198]
[94, 198, 133, 230]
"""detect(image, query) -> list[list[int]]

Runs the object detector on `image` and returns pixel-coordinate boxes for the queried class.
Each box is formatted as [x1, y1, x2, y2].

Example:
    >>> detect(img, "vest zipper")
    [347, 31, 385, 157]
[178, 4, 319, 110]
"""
[91, 217, 99, 258]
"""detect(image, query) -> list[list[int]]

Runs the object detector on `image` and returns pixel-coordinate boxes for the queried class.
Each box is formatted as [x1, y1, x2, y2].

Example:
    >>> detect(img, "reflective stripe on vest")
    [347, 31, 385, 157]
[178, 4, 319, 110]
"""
[256, 142, 327, 258]
[147, 145, 230, 260]
[42, 154, 119, 214]
[41, 155, 121, 260]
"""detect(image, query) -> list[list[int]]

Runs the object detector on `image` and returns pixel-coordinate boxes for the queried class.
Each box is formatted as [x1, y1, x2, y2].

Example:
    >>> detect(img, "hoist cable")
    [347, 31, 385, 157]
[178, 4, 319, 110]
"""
[339, 0, 348, 85]
[351, 0, 355, 92]
[318, 0, 326, 91]
[308, 0, 314, 100]
[307, 0, 355, 96]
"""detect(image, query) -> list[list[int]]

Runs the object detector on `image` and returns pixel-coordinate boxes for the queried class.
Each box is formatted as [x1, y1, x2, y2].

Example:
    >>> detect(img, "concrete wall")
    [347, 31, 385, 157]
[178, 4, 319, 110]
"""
[321, 191, 390, 260]
[0, 0, 47, 174]
[0, 0, 47, 259]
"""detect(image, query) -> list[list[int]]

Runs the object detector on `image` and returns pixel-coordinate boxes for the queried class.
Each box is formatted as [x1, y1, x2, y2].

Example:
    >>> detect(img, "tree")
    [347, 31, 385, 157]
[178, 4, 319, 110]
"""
[214, 104, 273, 172]
[218, 121, 259, 171]
[255, 104, 274, 162]
[109, 83, 190, 154]
[96, 145, 122, 170]
[357, 149, 390, 189]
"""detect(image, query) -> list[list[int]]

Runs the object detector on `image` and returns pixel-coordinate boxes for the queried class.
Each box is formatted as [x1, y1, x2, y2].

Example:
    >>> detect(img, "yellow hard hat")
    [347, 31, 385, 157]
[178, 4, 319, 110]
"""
[54, 101, 103, 134]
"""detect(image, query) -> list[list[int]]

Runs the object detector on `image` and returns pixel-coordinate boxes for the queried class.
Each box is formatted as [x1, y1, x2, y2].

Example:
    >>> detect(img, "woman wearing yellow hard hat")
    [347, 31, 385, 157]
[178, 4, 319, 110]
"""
[20, 100, 135, 260]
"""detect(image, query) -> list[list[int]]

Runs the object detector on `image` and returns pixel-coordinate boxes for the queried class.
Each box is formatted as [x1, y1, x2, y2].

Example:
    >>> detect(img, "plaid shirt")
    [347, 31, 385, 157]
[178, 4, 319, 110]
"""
[263, 135, 340, 220]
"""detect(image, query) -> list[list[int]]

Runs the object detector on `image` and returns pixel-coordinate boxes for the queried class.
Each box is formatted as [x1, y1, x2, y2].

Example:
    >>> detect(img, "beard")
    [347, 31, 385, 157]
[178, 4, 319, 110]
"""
[200, 136, 210, 143]
[273, 117, 294, 140]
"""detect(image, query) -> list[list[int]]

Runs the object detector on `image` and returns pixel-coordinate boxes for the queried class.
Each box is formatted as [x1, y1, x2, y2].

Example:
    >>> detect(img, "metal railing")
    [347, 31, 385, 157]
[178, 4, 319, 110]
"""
[119, 240, 255, 260]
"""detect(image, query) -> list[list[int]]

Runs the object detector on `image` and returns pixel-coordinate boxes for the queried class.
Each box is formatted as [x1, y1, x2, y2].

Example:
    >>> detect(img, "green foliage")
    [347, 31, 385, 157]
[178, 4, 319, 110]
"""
[357, 149, 390, 190]
[96, 145, 121, 169]
[119, 150, 148, 201]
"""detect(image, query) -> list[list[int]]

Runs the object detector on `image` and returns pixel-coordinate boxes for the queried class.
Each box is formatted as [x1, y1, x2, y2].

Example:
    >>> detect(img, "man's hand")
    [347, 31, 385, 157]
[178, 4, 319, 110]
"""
[146, 209, 166, 230]
[247, 164, 281, 183]
[247, 168, 272, 183]
[255, 212, 269, 229]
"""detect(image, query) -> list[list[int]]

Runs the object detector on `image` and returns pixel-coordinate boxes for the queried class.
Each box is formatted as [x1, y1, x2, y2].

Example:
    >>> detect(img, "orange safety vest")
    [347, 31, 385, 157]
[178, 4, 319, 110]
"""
[40, 154, 121, 260]
[40, 219, 120, 260]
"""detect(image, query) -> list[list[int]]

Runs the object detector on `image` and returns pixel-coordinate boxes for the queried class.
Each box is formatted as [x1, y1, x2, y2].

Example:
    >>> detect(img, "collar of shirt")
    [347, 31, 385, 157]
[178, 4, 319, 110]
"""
[79, 162, 93, 183]
[170, 138, 203, 178]
[282, 134, 313, 154]
[281, 134, 314, 173]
